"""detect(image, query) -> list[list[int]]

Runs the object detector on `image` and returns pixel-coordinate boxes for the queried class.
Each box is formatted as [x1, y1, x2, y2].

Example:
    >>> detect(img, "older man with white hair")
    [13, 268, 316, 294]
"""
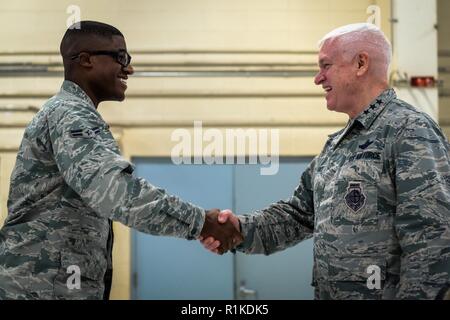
[200, 23, 450, 300]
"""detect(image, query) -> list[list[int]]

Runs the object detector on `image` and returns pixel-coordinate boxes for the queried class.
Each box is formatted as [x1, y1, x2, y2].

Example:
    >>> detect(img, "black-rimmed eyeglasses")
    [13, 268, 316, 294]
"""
[71, 50, 132, 67]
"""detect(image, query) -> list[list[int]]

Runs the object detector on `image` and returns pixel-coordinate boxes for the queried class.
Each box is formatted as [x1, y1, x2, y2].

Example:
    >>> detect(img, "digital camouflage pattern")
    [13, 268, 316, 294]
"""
[0, 80, 205, 300]
[237, 89, 450, 299]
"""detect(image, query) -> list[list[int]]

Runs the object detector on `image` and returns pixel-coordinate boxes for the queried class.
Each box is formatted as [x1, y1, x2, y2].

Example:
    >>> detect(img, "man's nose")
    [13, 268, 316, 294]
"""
[124, 64, 134, 75]
[314, 72, 324, 85]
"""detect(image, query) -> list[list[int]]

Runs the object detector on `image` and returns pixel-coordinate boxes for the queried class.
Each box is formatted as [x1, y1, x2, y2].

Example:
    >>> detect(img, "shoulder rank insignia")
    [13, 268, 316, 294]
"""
[70, 127, 101, 138]
[344, 181, 366, 212]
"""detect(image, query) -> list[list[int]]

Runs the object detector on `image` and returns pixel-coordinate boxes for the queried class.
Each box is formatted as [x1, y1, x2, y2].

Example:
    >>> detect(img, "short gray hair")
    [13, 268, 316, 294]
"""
[318, 23, 392, 68]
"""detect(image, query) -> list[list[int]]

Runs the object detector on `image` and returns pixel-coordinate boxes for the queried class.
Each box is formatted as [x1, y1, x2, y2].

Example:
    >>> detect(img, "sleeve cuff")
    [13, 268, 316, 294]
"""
[188, 207, 206, 240]
[234, 215, 254, 251]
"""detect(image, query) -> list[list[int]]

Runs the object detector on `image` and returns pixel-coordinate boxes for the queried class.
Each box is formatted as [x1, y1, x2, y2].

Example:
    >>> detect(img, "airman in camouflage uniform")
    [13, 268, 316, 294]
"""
[202, 23, 450, 299]
[0, 21, 241, 300]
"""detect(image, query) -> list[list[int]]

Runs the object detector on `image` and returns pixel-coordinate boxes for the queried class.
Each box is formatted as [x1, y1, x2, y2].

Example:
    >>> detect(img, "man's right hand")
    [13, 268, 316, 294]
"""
[199, 209, 243, 255]
[199, 209, 241, 254]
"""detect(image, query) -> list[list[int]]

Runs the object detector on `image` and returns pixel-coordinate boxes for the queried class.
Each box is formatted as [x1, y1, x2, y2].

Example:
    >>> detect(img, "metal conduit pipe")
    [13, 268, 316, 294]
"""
[0, 105, 40, 113]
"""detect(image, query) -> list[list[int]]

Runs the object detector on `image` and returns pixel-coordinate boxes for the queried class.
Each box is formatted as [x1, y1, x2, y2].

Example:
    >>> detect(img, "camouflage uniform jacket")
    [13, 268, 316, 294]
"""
[237, 89, 450, 299]
[0, 80, 205, 299]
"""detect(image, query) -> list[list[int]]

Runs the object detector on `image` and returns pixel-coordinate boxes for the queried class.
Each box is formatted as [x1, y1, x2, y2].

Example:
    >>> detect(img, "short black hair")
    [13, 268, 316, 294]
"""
[60, 20, 123, 57]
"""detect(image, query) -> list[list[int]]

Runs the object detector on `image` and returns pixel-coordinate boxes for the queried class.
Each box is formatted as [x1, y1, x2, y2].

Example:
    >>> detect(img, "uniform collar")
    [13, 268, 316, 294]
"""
[353, 88, 396, 130]
[60, 80, 96, 110]
[327, 88, 396, 150]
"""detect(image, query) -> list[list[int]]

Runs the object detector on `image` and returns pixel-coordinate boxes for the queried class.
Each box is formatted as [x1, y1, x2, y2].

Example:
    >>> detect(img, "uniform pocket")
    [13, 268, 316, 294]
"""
[332, 179, 379, 227]
[52, 250, 106, 299]
[332, 158, 382, 228]
[327, 256, 387, 299]
[328, 256, 386, 282]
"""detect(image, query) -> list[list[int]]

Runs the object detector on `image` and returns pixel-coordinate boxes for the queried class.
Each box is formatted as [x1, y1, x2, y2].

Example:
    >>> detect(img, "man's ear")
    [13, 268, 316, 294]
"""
[356, 52, 369, 76]
[78, 52, 93, 69]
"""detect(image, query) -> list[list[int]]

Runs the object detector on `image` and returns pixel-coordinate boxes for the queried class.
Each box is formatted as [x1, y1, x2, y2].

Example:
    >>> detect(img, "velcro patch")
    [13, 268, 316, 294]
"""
[344, 181, 366, 212]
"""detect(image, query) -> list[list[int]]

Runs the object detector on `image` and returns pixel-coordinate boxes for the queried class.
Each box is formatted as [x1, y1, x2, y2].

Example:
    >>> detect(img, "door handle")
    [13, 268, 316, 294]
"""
[239, 280, 257, 299]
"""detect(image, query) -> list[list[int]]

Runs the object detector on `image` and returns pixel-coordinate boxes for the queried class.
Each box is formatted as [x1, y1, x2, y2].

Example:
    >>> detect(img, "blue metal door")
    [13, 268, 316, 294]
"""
[234, 160, 314, 299]
[131, 158, 314, 300]
[131, 159, 234, 299]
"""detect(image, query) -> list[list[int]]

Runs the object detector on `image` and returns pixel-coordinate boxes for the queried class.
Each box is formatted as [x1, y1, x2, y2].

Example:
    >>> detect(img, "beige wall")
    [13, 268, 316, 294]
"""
[1, 0, 385, 52]
[0, 0, 391, 299]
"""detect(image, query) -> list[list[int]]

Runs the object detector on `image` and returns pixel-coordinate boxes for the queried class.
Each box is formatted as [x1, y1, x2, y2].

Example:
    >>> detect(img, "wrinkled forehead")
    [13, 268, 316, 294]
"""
[318, 38, 342, 61]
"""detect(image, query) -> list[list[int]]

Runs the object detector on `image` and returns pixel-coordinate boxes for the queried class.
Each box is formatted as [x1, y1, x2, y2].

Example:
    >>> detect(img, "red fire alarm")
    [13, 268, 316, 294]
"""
[410, 76, 435, 87]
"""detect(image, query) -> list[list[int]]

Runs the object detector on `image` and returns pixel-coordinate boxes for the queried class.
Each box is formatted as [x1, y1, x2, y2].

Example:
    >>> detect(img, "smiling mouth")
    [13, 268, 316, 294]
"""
[323, 86, 332, 93]
[118, 77, 127, 87]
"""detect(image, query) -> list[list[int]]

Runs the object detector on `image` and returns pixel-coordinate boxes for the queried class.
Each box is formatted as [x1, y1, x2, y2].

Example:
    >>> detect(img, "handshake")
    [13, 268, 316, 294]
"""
[199, 209, 243, 255]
